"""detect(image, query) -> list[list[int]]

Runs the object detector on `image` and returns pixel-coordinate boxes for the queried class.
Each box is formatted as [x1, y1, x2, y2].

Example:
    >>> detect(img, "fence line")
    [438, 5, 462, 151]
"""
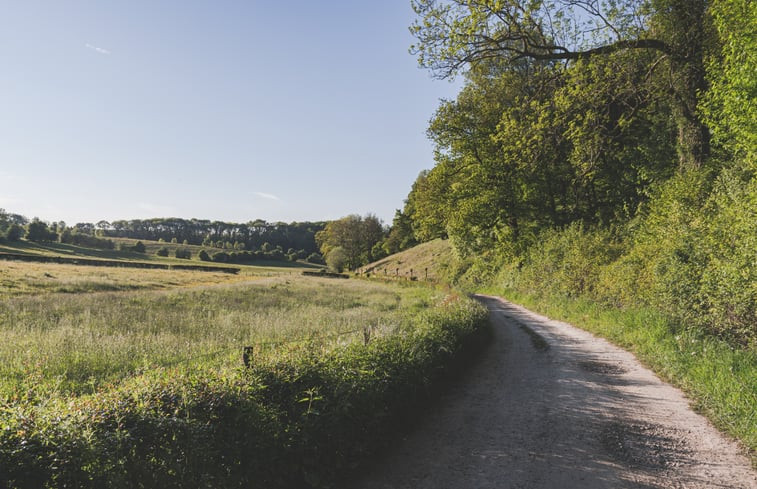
[159, 326, 369, 370]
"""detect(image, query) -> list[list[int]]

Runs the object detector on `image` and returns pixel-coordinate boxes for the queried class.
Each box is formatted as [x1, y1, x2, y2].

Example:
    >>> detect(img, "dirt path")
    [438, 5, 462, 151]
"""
[351, 295, 756, 489]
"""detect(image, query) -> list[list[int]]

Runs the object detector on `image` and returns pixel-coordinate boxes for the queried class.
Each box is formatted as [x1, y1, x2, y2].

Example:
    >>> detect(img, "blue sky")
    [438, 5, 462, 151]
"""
[0, 1, 460, 225]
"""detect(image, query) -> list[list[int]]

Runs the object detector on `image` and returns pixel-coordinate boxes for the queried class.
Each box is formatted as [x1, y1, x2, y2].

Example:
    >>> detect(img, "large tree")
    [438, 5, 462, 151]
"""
[410, 0, 710, 168]
[316, 214, 385, 270]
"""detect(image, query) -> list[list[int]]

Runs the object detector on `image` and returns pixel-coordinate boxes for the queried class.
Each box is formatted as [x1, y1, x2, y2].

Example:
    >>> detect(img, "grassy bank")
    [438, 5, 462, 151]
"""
[482, 285, 756, 461]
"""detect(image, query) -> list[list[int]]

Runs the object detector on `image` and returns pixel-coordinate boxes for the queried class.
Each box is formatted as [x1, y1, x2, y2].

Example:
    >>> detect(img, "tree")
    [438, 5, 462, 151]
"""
[198, 249, 211, 261]
[411, 0, 710, 168]
[25, 219, 56, 242]
[175, 248, 191, 259]
[5, 224, 24, 241]
[325, 247, 348, 272]
[701, 0, 756, 166]
[383, 208, 418, 254]
[316, 214, 385, 270]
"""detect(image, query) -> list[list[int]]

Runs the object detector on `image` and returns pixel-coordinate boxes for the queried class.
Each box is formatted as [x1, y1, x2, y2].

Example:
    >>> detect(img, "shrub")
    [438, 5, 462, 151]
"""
[60, 232, 115, 250]
[198, 250, 211, 261]
[133, 241, 146, 253]
[212, 251, 229, 263]
[326, 247, 348, 272]
[175, 248, 191, 260]
[156, 247, 169, 257]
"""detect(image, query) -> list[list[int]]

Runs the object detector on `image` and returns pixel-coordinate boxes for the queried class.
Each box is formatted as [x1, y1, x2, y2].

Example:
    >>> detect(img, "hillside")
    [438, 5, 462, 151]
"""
[362, 239, 453, 282]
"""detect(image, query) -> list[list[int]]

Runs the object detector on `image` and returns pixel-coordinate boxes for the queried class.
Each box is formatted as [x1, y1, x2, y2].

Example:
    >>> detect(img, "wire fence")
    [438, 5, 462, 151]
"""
[159, 326, 371, 370]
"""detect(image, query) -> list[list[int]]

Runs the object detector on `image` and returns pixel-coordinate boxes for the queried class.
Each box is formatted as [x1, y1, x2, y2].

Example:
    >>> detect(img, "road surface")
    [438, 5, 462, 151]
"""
[351, 295, 756, 489]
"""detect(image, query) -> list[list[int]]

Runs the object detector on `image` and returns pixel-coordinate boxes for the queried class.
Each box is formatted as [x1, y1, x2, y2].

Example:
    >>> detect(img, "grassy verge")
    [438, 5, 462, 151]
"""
[482, 286, 756, 461]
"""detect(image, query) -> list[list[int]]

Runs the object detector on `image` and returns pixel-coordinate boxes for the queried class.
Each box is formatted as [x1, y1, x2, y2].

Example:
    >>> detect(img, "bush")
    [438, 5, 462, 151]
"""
[326, 247, 348, 272]
[133, 241, 146, 253]
[504, 223, 620, 300]
[212, 251, 229, 263]
[156, 247, 169, 257]
[198, 250, 211, 261]
[306, 252, 325, 265]
[60, 232, 115, 250]
[175, 248, 191, 260]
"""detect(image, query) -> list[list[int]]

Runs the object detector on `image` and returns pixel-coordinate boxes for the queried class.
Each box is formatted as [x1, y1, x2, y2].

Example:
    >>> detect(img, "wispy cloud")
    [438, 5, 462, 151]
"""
[85, 43, 111, 55]
[253, 192, 281, 201]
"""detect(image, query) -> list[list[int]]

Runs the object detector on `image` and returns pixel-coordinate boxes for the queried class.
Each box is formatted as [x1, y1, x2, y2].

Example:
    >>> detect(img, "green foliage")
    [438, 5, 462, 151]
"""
[25, 219, 57, 243]
[611, 169, 757, 345]
[59, 230, 115, 249]
[156, 247, 169, 257]
[133, 241, 146, 253]
[174, 248, 191, 260]
[501, 223, 622, 300]
[211, 251, 229, 262]
[701, 0, 757, 166]
[306, 252, 324, 265]
[382, 208, 418, 255]
[316, 214, 385, 270]
[483, 167, 755, 348]
[411, 0, 711, 167]
[5, 223, 24, 242]
[198, 249, 211, 261]
[325, 246, 348, 273]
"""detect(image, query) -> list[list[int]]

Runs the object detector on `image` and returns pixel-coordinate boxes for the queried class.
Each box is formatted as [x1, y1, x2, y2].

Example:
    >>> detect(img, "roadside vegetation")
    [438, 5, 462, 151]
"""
[354, 0, 755, 458]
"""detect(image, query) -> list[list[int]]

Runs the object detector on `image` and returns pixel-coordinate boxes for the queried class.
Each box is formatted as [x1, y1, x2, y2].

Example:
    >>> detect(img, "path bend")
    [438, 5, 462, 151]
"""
[352, 295, 756, 489]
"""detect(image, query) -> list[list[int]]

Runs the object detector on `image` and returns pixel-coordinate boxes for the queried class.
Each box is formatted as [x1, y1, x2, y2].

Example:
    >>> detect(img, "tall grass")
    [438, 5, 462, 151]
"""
[0, 276, 489, 488]
[0, 261, 255, 297]
[0, 277, 437, 398]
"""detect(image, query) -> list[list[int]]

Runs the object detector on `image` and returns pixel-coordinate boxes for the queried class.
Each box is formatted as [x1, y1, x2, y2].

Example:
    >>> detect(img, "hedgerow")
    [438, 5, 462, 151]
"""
[0, 296, 489, 488]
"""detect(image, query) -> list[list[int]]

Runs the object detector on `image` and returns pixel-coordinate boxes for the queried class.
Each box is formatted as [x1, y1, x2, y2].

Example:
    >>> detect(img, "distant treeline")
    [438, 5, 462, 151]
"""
[97, 218, 324, 254]
[0, 213, 325, 258]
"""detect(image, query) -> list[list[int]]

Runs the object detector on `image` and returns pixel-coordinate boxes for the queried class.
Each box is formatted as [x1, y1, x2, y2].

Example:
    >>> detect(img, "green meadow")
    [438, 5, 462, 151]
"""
[0, 258, 488, 488]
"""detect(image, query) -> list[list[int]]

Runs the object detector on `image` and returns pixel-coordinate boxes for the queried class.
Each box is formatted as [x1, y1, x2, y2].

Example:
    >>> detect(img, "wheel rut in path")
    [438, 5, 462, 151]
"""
[350, 295, 756, 489]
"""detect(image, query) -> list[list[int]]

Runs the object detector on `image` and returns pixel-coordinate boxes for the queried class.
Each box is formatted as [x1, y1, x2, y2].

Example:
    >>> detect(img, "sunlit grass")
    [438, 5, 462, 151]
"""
[0, 261, 261, 297]
[0, 275, 439, 397]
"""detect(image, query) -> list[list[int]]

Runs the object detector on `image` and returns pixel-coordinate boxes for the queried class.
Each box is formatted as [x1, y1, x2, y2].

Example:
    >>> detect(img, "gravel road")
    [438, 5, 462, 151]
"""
[351, 295, 756, 489]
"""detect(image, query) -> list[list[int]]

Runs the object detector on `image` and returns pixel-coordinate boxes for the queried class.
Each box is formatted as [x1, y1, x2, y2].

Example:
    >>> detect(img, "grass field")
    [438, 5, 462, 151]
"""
[0, 260, 254, 296]
[0, 249, 489, 488]
[0, 263, 437, 398]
